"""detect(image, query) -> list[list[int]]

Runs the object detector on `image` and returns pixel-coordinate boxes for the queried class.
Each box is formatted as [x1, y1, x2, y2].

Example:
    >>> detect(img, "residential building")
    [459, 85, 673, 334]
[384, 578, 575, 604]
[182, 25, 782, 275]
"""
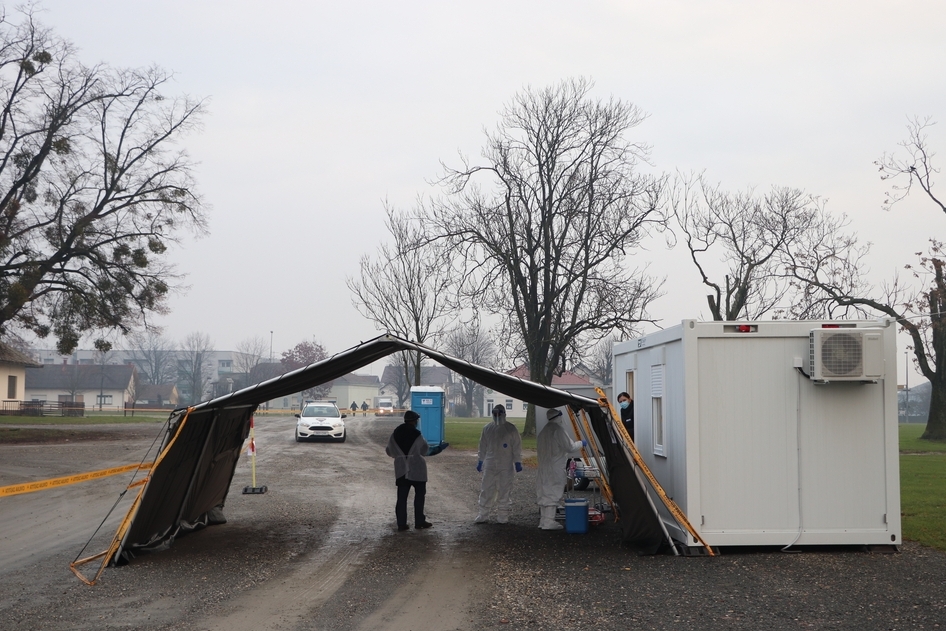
[380, 364, 453, 409]
[482, 366, 594, 417]
[135, 383, 180, 408]
[0, 342, 42, 414]
[330, 373, 381, 411]
[25, 363, 137, 412]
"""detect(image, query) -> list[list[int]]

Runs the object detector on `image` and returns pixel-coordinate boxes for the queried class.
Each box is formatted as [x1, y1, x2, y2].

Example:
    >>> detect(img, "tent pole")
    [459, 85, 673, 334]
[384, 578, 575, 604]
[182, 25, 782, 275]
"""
[596, 388, 714, 556]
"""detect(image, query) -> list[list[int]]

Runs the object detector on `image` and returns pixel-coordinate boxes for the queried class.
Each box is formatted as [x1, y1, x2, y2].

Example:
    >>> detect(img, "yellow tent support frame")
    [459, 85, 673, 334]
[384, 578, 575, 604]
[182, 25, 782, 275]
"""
[564, 406, 617, 520]
[595, 388, 715, 556]
[70, 407, 195, 585]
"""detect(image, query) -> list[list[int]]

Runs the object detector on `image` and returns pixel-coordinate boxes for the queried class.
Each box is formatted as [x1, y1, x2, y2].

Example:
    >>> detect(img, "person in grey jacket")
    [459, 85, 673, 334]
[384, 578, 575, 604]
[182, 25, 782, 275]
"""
[385, 410, 433, 531]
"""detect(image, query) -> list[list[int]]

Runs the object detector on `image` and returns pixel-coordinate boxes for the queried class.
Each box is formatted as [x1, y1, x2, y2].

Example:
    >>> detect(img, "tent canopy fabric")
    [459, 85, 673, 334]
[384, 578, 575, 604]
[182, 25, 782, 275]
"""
[115, 334, 665, 563]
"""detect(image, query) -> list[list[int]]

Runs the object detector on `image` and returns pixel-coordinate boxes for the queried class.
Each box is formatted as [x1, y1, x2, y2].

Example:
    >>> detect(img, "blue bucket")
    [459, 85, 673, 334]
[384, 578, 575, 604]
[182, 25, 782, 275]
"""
[564, 498, 589, 534]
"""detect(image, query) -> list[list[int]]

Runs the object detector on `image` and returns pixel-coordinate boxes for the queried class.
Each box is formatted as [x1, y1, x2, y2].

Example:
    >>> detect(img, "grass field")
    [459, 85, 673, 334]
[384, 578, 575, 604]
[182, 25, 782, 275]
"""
[900, 453, 946, 550]
[899, 423, 946, 453]
[444, 417, 536, 451]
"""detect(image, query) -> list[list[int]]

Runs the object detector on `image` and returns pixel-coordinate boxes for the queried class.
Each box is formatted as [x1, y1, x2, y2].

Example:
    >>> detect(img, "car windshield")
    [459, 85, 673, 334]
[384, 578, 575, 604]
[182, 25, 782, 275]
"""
[302, 405, 339, 418]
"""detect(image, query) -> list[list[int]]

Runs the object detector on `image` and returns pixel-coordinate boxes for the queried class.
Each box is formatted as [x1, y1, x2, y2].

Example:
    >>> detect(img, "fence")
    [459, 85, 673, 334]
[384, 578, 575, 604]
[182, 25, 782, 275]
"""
[0, 401, 86, 417]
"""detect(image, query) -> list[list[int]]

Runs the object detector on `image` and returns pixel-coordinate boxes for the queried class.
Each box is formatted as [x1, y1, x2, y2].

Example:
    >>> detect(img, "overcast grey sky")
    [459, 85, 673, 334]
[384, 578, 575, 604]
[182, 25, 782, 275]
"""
[33, 0, 944, 385]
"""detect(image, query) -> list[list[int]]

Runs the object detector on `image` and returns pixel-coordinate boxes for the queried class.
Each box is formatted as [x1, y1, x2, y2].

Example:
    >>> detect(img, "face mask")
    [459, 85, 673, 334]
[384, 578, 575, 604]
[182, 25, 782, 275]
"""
[619, 401, 629, 410]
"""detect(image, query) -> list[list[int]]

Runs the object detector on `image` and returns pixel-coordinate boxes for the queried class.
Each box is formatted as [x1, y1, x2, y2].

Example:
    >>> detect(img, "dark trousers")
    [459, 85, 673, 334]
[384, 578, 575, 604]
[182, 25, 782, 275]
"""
[395, 476, 426, 527]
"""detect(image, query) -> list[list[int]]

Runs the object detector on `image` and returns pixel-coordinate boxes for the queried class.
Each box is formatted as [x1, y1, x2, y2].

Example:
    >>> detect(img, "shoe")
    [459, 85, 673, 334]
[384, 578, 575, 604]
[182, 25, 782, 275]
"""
[397, 525, 410, 531]
[474, 513, 489, 524]
[416, 521, 433, 529]
[496, 515, 509, 524]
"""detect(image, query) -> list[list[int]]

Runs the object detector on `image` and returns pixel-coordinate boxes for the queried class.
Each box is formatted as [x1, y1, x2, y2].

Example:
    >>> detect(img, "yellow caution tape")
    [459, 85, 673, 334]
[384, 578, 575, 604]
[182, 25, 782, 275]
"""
[0, 463, 150, 498]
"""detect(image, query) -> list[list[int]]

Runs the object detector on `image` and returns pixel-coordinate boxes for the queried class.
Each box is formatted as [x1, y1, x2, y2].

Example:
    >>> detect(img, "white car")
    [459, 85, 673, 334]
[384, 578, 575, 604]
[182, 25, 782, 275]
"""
[295, 401, 347, 442]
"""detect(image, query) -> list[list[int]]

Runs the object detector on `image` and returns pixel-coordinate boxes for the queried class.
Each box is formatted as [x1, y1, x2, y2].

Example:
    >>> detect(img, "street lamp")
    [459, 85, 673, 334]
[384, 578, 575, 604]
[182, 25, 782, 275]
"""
[270, 331, 273, 363]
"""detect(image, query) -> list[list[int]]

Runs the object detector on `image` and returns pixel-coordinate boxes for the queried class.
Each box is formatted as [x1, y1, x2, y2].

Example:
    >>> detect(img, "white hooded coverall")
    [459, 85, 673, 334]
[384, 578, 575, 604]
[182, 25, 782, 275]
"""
[476, 410, 522, 522]
[536, 408, 583, 529]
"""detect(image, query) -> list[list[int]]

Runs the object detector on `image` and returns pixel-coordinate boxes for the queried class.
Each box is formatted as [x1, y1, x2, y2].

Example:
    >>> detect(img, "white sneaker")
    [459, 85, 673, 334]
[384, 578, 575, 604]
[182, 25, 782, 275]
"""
[474, 513, 489, 524]
[540, 521, 564, 531]
[496, 515, 509, 524]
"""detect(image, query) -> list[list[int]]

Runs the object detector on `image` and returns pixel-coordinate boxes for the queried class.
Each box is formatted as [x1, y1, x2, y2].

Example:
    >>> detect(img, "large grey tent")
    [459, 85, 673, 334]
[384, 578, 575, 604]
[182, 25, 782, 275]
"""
[94, 334, 671, 571]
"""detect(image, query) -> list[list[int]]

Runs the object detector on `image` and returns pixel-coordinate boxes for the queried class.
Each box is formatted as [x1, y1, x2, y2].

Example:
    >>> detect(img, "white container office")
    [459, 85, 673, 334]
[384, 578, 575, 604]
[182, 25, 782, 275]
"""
[612, 319, 901, 549]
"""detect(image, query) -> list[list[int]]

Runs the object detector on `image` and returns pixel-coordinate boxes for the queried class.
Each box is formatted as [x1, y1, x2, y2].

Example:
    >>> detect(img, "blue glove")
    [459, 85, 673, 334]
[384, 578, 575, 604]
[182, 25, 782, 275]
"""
[427, 442, 449, 456]
[476, 460, 483, 472]
[515, 462, 523, 473]
[581, 440, 588, 447]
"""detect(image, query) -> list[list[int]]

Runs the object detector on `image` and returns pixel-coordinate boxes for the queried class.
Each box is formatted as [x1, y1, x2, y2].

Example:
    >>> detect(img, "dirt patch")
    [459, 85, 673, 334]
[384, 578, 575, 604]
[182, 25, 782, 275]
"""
[0, 424, 163, 445]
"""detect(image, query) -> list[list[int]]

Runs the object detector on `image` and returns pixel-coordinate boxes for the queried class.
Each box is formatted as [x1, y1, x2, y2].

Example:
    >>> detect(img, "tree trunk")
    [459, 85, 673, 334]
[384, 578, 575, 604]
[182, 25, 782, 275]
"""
[523, 404, 536, 437]
[921, 374, 946, 440]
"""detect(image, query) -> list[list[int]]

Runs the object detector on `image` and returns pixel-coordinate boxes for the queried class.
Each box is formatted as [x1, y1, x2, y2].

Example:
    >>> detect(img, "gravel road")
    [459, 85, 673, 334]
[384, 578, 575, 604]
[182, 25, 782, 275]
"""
[1, 415, 945, 630]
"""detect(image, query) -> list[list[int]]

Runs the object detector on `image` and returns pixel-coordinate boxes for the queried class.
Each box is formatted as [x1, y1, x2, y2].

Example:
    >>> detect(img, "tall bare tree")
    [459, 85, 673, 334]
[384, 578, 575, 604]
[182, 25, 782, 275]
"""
[0, 8, 207, 354]
[234, 335, 269, 388]
[582, 334, 618, 387]
[788, 118, 946, 440]
[177, 332, 214, 405]
[348, 205, 453, 389]
[443, 318, 497, 417]
[670, 175, 821, 320]
[424, 78, 665, 434]
[127, 331, 177, 386]
[383, 351, 435, 410]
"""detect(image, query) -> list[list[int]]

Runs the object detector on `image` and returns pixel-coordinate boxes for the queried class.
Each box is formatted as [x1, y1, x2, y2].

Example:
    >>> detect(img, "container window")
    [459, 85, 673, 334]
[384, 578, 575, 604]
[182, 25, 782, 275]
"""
[653, 397, 665, 456]
[652, 365, 665, 457]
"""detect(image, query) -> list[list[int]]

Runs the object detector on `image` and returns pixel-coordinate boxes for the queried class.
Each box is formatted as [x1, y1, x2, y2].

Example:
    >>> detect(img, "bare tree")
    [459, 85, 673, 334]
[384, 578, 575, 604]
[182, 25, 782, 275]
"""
[234, 335, 269, 388]
[0, 8, 207, 355]
[582, 334, 618, 386]
[670, 174, 823, 320]
[789, 118, 946, 440]
[383, 352, 415, 410]
[424, 78, 665, 434]
[348, 205, 453, 389]
[177, 332, 214, 405]
[443, 318, 497, 417]
[127, 331, 177, 386]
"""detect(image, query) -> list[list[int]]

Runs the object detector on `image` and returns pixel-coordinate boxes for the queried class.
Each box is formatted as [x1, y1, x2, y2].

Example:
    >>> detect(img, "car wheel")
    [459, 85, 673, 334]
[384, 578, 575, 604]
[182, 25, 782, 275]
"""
[295, 428, 302, 442]
[573, 477, 591, 491]
[338, 429, 347, 443]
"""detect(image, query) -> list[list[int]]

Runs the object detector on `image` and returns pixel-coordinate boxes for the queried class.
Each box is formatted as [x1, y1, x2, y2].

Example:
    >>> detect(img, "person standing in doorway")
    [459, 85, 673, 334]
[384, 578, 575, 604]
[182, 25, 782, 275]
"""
[474, 404, 523, 524]
[385, 410, 433, 531]
[617, 391, 634, 440]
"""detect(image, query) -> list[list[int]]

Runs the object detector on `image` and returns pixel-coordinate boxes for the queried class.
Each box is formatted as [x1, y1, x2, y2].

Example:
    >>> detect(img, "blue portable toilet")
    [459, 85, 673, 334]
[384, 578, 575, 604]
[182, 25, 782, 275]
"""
[410, 386, 445, 446]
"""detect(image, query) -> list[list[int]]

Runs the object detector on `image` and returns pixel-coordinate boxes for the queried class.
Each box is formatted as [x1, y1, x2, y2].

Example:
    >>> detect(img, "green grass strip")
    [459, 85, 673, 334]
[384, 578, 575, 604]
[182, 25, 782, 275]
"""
[900, 453, 946, 551]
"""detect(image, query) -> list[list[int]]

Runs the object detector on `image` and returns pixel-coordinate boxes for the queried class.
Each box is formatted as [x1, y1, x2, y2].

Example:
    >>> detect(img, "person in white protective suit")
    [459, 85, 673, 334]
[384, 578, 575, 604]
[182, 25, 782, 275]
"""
[474, 405, 523, 524]
[536, 407, 587, 530]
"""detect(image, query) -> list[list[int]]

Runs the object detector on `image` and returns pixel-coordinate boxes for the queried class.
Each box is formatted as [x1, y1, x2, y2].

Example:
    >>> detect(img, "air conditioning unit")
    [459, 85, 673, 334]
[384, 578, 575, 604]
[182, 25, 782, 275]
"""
[809, 328, 885, 382]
